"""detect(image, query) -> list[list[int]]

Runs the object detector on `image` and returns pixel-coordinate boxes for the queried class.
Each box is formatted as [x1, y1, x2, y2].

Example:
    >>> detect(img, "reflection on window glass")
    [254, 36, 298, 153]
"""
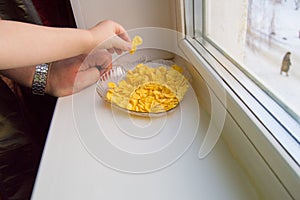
[203, 0, 300, 120]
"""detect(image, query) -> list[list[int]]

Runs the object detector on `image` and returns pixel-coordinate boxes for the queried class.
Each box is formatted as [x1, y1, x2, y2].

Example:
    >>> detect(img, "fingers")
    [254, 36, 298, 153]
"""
[99, 63, 112, 76]
[90, 20, 131, 54]
[113, 36, 132, 51]
[83, 48, 112, 68]
[114, 48, 123, 55]
[101, 36, 131, 53]
[107, 48, 114, 54]
[74, 67, 100, 93]
[107, 47, 125, 55]
[113, 21, 131, 43]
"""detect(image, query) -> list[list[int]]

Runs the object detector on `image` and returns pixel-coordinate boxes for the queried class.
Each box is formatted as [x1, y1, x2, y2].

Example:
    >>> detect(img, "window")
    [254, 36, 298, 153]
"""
[182, 0, 300, 161]
[180, 0, 300, 197]
[202, 0, 300, 123]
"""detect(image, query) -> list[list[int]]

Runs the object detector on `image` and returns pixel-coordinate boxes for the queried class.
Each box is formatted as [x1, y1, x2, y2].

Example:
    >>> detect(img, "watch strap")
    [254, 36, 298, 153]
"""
[32, 63, 49, 95]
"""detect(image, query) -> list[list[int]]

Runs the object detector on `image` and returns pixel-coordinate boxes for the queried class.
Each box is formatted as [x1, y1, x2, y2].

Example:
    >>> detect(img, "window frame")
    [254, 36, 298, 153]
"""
[176, 0, 300, 198]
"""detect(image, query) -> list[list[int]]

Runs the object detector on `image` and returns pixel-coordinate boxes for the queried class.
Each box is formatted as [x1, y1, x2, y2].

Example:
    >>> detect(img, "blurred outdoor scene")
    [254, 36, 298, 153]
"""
[244, 0, 300, 120]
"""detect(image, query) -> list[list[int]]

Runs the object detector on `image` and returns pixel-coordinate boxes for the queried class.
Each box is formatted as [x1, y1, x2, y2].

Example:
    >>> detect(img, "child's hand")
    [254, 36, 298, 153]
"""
[89, 20, 132, 54]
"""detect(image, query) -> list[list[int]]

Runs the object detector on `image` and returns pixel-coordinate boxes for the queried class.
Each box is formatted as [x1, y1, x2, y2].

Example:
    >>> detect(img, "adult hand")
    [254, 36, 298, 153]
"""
[1, 49, 112, 97]
[88, 20, 132, 54]
[46, 49, 112, 96]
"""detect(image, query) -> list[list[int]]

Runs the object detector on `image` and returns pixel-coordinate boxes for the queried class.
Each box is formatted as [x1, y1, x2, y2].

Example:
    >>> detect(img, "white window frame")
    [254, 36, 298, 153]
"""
[175, 0, 300, 198]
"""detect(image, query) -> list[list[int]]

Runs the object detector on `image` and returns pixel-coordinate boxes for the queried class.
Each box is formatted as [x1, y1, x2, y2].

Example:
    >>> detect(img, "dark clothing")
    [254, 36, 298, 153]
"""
[0, 0, 41, 198]
[0, 78, 40, 200]
[0, 0, 75, 199]
[32, 0, 76, 27]
[0, 1, 44, 199]
[0, 0, 42, 24]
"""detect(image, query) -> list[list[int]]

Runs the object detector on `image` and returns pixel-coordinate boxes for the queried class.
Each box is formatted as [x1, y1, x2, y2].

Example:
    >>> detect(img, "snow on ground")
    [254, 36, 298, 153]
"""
[244, 0, 300, 118]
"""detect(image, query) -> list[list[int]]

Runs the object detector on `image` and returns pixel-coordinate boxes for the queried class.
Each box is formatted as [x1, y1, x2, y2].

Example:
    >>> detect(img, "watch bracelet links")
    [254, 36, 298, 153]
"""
[32, 63, 50, 95]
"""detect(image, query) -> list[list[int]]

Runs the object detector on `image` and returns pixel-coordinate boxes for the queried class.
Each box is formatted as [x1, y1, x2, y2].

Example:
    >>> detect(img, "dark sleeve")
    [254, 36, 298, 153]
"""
[0, 78, 40, 200]
[0, 0, 42, 24]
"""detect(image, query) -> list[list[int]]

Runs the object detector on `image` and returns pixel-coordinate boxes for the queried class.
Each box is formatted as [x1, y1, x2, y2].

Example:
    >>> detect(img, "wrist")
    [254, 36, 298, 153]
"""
[82, 29, 96, 54]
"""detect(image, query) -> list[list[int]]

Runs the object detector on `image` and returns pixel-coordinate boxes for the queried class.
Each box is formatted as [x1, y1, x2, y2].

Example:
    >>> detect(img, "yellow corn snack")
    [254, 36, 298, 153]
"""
[128, 82, 179, 112]
[171, 64, 184, 73]
[130, 35, 143, 54]
[106, 63, 189, 113]
[108, 82, 116, 88]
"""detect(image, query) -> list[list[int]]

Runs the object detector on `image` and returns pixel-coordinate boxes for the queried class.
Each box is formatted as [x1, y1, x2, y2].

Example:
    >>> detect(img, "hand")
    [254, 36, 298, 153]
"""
[46, 49, 112, 97]
[88, 20, 132, 54]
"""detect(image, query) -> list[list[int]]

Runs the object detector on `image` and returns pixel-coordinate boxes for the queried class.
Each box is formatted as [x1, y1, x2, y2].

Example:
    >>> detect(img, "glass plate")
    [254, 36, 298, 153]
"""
[96, 59, 189, 117]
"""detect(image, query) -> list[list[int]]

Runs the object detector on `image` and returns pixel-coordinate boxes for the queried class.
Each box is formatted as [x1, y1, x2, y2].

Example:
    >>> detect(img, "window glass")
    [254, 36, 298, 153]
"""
[245, 0, 300, 119]
[194, 0, 300, 122]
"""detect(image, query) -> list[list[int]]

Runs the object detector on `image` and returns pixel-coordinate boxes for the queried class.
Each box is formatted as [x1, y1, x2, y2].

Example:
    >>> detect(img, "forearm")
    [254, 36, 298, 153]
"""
[0, 20, 93, 69]
[0, 67, 35, 88]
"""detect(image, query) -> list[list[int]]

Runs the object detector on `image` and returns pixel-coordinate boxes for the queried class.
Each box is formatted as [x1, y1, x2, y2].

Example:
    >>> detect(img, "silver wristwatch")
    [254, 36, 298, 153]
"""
[32, 63, 49, 95]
